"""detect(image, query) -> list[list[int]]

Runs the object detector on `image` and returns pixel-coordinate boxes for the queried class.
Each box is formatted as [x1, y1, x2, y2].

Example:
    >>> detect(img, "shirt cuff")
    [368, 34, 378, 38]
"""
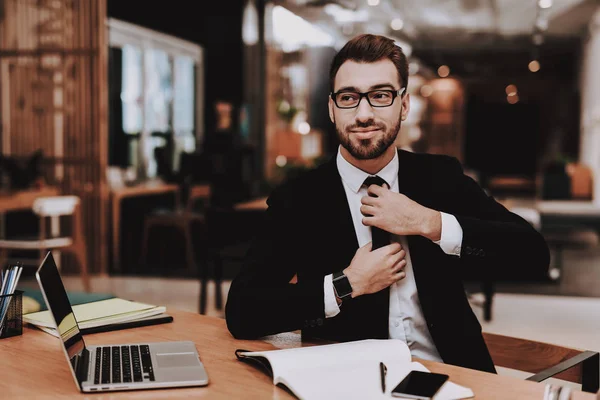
[433, 212, 463, 256]
[324, 274, 341, 318]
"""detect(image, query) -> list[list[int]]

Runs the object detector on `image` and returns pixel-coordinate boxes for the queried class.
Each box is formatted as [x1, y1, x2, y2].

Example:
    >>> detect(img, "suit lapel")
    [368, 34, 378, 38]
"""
[320, 156, 359, 255]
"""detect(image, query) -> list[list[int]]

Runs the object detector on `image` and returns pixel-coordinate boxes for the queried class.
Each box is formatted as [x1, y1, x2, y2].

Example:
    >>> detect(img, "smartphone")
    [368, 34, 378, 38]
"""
[391, 370, 449, 399]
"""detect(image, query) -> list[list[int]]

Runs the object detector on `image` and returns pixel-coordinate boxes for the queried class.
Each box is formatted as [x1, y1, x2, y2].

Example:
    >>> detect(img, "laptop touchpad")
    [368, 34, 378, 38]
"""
[156, 353, 200, 368]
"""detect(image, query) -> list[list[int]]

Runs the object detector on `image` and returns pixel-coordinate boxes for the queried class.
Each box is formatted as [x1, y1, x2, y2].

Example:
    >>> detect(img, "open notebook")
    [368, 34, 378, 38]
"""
[23, 298, 167, 336]
[236, 339, 474, 400]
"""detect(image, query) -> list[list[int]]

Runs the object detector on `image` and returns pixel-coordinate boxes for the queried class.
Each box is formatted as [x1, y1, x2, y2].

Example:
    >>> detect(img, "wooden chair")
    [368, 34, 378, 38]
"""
[0, 195, 90, 291]
[483, 332, 599, 393]
[140, 184, 211, 274]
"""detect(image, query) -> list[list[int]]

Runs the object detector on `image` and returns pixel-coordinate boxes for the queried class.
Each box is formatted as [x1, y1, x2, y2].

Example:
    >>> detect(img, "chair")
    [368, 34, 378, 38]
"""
[199, 205, 265, 314]
[483, 332, 599, 393]
[140, 184, 211, 275]
[0, 196, 90, 291]
[542, 225, 600, 280]
[566, 163, 593, 200]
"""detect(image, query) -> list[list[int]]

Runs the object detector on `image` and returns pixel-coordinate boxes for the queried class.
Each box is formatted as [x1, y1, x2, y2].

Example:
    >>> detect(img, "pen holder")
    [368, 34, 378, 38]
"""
[0, 290, 23, 339]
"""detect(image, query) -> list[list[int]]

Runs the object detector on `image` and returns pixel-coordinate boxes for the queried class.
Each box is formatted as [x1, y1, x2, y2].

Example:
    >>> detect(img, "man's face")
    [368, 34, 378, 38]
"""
[328, 59, 410, 160]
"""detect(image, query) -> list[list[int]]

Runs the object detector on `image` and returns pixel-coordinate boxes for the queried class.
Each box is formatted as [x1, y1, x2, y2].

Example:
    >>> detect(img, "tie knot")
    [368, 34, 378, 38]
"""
[363, 175, 387, 188]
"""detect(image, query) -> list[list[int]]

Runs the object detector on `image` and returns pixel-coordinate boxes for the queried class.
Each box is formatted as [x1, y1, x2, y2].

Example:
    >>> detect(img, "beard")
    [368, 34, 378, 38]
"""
[336, 115, 402, 160]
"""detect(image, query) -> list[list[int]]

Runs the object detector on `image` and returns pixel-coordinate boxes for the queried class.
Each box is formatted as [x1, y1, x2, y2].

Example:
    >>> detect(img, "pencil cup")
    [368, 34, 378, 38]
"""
[0, 290, 23, 339]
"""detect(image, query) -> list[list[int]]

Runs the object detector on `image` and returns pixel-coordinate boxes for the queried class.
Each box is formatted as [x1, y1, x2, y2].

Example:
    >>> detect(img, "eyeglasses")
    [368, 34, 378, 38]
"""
[330, 88, 406, 109]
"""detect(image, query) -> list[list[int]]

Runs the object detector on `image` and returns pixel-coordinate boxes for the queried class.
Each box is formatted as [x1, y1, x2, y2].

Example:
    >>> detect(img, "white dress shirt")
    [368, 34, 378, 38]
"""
[323, 147, 464, 362]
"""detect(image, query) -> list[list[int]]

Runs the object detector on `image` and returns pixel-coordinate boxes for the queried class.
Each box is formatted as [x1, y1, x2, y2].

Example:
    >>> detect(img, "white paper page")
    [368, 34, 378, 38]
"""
[242, 339, 411, 385]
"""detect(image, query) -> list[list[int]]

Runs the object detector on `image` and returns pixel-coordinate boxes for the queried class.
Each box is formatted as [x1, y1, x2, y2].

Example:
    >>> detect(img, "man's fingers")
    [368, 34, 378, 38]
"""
[361, 195, 377, 206]
[367, 184, 386, 197]
[360, 204, 376, 216]
[392, 259, 407, 272]
[389, 250, 406, 266]
[392, 271, 406, 282]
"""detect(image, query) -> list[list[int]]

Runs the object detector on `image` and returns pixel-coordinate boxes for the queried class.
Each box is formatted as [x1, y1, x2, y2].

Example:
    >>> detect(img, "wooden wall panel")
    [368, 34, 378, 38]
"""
[0, 0, 108, 274]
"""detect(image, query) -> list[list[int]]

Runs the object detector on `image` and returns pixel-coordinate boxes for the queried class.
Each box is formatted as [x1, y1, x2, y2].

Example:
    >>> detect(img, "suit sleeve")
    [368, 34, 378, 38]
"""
[225, 187, 327, 339]
[442, 157, 550, 279]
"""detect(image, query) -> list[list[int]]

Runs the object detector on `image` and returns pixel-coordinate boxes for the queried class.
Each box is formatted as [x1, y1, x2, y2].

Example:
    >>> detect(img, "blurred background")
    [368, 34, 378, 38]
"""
[3, 0, 600, 370]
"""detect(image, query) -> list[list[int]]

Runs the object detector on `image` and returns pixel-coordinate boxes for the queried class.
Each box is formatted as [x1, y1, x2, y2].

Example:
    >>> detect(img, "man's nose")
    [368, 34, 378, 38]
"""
[355, 97, 375, 122]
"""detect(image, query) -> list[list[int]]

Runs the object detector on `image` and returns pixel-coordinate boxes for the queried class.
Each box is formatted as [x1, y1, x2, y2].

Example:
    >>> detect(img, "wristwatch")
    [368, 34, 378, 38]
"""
[332, 271, 353, 299]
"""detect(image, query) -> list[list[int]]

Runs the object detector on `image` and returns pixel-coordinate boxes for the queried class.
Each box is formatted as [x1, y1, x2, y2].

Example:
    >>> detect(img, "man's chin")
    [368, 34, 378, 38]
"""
[348, 140, 386, 160]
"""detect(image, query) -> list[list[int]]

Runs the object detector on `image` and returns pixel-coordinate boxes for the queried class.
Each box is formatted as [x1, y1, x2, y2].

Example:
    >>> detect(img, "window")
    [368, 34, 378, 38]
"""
[108, 19, 203, 178]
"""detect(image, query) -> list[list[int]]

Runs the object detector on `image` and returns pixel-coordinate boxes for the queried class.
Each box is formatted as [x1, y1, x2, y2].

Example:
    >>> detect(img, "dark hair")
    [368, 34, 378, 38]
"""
[329, 34, 409, 93]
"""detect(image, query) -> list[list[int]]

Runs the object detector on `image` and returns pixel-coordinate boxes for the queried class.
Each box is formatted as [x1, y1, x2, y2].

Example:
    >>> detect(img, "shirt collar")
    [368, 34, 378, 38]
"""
[336, 145, 399, 193]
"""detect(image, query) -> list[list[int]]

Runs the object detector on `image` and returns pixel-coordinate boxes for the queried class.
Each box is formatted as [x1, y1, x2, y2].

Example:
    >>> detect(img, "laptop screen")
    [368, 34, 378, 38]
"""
[36, 252, 86, 387]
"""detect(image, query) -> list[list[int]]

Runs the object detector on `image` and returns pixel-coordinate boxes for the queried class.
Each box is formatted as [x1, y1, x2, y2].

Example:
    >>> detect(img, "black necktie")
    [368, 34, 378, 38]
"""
[363, 175, 390, 250]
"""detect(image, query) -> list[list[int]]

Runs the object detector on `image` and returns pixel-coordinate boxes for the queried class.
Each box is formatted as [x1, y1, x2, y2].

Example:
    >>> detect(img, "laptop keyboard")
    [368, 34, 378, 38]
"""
[94, 344, 155, 385]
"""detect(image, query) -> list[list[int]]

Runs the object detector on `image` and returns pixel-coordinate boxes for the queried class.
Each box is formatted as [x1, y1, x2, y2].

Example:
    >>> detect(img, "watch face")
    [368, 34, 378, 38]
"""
[333, 273, 353, 298]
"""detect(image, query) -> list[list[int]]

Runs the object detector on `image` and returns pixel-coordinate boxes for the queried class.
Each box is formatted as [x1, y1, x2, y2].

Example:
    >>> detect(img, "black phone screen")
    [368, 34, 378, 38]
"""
[391, 370, 449, 399]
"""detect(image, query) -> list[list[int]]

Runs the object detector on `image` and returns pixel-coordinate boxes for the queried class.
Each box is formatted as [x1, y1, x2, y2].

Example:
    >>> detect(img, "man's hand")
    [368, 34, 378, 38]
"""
[360, 184, 442, 241]
[343, 242, 406, 298]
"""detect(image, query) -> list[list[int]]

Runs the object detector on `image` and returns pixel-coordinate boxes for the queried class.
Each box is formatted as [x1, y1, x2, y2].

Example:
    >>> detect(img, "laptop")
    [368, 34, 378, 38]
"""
[35, 252, 209, 392]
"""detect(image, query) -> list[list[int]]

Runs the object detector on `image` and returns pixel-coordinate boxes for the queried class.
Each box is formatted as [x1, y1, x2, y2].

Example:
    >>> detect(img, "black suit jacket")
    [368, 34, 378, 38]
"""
[225, 150, 550, 373]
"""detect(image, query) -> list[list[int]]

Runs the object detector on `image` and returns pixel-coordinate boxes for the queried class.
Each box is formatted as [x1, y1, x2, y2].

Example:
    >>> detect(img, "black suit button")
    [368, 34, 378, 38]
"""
[310, 320, 317, 328]
[317, 318, 324, 326]
[465, 247, 472, 255]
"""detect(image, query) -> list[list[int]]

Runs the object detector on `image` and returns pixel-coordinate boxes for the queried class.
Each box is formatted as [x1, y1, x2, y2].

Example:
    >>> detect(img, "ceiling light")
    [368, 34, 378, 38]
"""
[538, 0, 552, 9]
[437, 65, 450, 78]
[242, 0, 259, 45]
[528, 60, 540, 72]
[505, 84, 517, 95]
[367, 0, 380, 6]
[276, 155, 288, 167]
[298, 122, 311, 135]
[390, 18, 404, 31]
[324, 4, 369, 23]
[535, 17, 548, 31]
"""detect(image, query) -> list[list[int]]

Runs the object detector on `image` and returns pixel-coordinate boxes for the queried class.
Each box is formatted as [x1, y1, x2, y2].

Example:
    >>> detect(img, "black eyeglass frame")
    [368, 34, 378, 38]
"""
[330, 87, 407, 109]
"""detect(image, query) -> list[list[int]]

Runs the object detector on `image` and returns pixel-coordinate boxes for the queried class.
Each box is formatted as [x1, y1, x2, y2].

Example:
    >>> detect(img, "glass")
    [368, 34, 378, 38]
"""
[331, 88, 406, 109]
[121, 45, 143, 134]
[173, 56, 195, 136]
[144, 48, 173, 133]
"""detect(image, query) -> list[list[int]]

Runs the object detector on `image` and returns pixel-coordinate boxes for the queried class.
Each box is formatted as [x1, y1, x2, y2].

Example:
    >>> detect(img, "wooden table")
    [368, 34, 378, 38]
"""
[0, 186, 60, 212]
[234, 196, 267, 211]
[110, 181, 180, 274]
[0, 309, 595, 399]
[536, 200, 600, 217]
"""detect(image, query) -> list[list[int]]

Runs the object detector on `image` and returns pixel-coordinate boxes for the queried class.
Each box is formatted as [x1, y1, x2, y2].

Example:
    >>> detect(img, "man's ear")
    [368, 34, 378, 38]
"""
[401, 93, 410, 121]
[328, 97, 335, 123]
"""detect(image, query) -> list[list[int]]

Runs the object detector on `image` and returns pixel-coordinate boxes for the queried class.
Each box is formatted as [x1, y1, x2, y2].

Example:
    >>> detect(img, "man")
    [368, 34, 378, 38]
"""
[225, 34, 549, 373]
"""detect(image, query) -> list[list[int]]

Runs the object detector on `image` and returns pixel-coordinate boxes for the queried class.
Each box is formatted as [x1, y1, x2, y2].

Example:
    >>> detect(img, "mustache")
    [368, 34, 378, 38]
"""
[346, 120, 386, 131]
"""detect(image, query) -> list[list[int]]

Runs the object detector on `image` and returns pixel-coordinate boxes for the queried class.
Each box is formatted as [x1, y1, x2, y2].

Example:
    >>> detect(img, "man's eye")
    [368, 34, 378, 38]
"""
[372, 91, 391, 99]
